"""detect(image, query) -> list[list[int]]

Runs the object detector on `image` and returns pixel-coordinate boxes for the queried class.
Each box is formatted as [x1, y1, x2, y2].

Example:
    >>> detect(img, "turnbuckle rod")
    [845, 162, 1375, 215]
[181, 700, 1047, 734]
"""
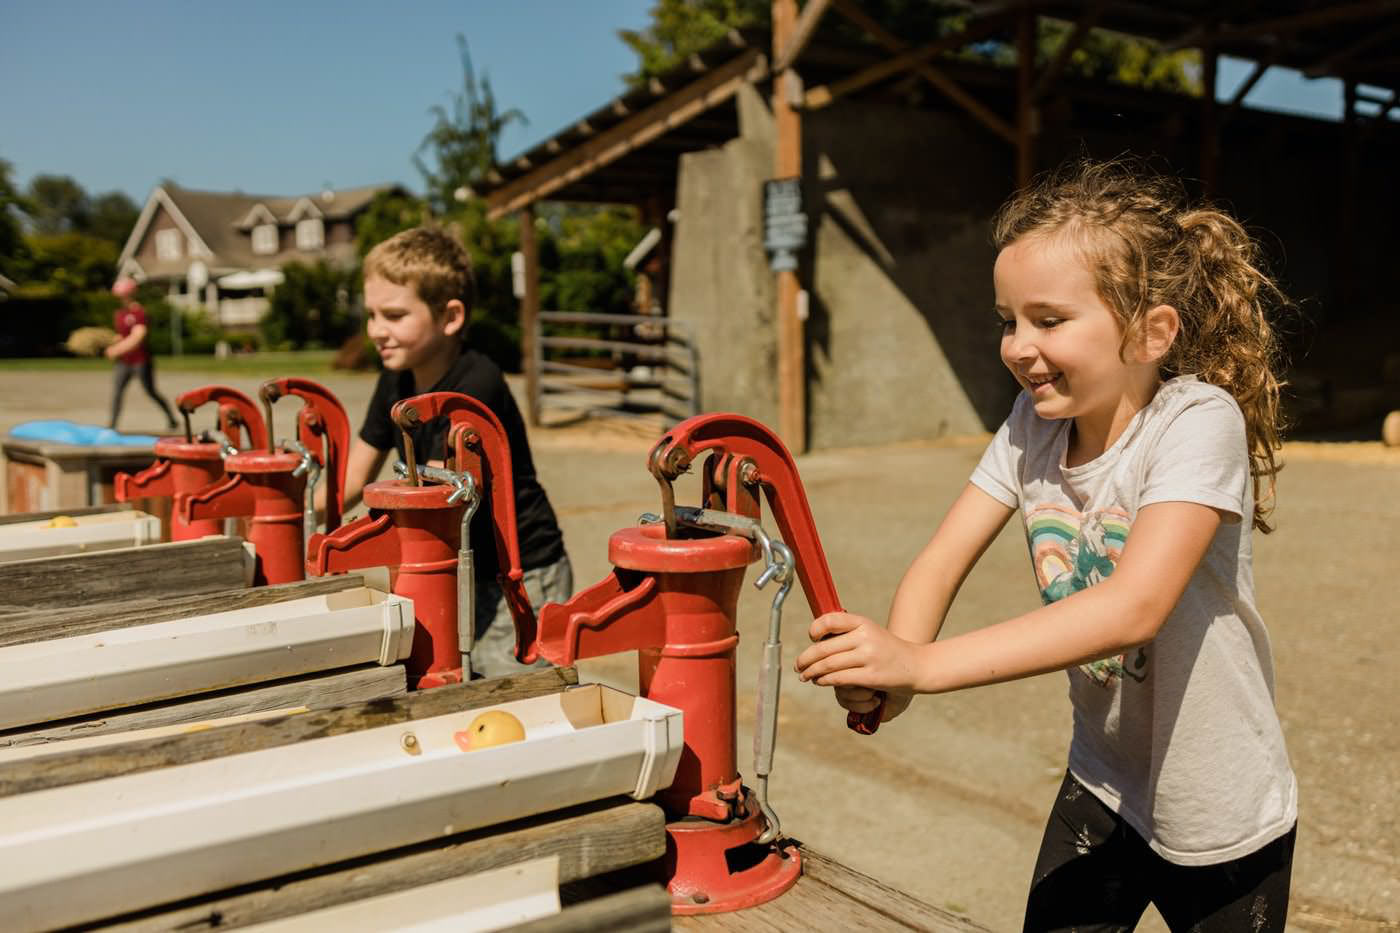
[639, 505, 792, 840]
[285, 439, 322, 545]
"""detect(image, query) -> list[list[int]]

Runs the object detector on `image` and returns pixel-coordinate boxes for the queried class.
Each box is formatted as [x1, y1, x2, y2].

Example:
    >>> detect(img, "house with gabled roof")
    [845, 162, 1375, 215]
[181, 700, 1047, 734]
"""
[116, 182, 408, 328]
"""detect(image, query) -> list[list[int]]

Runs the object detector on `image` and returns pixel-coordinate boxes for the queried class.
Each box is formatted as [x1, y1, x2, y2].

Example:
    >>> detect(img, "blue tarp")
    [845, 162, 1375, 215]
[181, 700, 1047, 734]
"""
[9, 420, 161, 447]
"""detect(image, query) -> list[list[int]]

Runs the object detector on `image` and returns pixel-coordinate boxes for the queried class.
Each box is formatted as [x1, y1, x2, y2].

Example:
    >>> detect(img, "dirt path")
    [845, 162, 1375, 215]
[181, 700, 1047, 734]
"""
[2, 367, 1395, 931]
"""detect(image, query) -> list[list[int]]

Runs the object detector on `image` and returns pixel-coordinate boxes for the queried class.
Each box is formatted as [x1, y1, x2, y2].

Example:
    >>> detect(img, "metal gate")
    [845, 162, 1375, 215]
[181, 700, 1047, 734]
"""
[531, 311, 700, 425]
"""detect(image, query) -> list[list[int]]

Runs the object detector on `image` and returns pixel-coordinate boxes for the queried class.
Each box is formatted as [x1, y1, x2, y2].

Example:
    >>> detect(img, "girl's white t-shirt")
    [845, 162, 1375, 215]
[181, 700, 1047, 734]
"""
[971, 375, 1297, 866]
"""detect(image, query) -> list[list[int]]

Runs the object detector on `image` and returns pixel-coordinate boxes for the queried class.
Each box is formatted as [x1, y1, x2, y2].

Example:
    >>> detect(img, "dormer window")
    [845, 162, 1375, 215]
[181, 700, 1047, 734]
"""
[155, 229, 183, 261]
[252, 223, 279, 255]
[295, 218, 324, 251]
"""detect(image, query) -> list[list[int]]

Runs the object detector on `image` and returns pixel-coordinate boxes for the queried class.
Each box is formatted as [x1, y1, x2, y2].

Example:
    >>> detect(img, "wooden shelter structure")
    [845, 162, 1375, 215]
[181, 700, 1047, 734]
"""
[483, 0, 1400, 451]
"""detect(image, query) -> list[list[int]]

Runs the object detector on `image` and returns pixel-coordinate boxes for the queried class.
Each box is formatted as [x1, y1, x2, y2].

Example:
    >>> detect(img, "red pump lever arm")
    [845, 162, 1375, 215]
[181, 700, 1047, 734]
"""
[175, 385, 268, 450]
[261, 378, 350, 532]
[389, 392, 536, 641]
[650, 413, 885, 735]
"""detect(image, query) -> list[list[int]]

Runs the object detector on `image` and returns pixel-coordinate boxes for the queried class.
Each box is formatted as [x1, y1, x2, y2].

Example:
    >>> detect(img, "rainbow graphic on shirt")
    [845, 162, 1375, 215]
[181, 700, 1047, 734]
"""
[1024, 505, 1145, 686]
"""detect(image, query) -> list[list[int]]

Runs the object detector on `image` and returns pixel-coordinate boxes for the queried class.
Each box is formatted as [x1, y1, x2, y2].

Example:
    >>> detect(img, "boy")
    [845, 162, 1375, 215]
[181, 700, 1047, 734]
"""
[342, 226, 571, 679]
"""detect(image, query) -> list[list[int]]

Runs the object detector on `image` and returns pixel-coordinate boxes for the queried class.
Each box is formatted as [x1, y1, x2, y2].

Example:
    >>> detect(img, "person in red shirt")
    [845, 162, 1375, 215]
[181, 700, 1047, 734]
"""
[106, 277, 178, 430]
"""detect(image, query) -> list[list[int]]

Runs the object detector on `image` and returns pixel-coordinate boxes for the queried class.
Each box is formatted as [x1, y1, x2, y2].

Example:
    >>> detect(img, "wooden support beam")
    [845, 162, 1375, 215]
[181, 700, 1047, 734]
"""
[774, 0, 835, 73]
[1201, 44, 1220, 195]
[0, 535, 248, 613]
[520, 205, 542, 425]
[1220, 51, 1279, 128]
[806, 11, 1011, 110]
[101, 799, 666, 932]
[1016, 7, 1037, 189]
[1032, 4, 1105, 103]
[774, 0, 806, 453]
[0, 572, 369, 648]
[1304, 20, 1400, 76]
[827, 0, 1017, 144]
[0, 666, 579, 797]
[0, 663, 406, 750]
[486, 48, 766, 219]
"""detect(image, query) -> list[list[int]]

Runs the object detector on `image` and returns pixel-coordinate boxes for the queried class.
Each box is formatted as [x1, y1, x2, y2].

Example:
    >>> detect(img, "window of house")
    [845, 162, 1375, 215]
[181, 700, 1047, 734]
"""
[296, 218, 324, 251]
[252, 223, 279, 255]
[155, 229, 183, 261]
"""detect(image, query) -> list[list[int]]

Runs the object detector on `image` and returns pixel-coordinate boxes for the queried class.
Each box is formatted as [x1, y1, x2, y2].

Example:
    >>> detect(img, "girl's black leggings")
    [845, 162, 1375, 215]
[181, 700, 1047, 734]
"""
[1024, 771, 1296, 933]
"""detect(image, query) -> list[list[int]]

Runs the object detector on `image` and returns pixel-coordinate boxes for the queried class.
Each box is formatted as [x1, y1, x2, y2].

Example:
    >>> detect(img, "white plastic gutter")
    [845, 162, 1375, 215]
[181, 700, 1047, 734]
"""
[0, 586, 414, 730]
[0, 511, 162, 562]
[0, 685, 683, 931]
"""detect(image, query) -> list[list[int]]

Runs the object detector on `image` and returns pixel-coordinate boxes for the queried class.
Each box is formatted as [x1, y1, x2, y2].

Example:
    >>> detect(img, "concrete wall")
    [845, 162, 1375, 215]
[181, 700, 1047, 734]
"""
[669, 85, 1017, 447]
[669, 85, 781, 429]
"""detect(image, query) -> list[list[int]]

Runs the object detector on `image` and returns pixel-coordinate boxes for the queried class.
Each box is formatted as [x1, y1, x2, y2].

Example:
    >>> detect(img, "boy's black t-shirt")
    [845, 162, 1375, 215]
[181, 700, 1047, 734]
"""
[359, 349, 565, 579]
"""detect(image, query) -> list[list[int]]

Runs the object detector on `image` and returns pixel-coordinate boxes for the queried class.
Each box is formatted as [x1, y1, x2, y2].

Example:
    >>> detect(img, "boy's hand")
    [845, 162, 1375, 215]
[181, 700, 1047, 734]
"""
[795, 611, 926, 692]
[835, 685, 913, 723]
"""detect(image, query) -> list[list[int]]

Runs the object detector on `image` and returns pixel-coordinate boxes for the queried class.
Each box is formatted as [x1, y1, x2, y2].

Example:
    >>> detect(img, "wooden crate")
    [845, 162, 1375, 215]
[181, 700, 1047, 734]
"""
[2, 437, 170, 537]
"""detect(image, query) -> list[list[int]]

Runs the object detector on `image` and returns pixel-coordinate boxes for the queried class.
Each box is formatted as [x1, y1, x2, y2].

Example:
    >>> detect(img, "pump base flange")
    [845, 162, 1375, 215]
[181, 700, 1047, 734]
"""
[666, 790, 802, 915]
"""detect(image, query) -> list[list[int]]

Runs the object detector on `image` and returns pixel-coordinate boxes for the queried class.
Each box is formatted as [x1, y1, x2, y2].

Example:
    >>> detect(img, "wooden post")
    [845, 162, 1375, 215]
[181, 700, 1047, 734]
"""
[1016, 7, 1037, 190]
[1341, 79, 1359, 310]
[1201, 44, 1219, 195]
[773, 0, 805, 451]
[518, 205, 541, 425]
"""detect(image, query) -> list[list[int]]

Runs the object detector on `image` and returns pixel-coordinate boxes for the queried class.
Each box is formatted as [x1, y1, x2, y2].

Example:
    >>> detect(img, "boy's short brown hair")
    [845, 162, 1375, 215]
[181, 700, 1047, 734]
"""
[363, 226, 476, 320]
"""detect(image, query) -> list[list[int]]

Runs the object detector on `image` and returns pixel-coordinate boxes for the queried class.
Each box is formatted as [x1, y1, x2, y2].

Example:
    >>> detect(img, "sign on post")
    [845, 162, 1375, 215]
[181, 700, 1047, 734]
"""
[763, 178, 807, 272]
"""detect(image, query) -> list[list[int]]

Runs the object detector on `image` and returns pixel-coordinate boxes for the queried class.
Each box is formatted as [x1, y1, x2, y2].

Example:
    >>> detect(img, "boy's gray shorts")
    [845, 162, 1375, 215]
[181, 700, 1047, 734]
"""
[470, 553, 573, 679]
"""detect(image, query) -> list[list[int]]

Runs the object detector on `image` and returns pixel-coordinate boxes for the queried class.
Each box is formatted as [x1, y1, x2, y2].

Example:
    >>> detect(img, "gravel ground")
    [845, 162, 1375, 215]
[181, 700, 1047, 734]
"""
[2, 365, 1396, 932]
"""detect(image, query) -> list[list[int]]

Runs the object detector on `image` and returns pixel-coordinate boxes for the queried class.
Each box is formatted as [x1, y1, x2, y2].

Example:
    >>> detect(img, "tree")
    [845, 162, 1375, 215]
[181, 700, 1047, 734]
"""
[619, 0, 1198, 93]
[86, 191, 140, 246]
[354, 189, 429, 258]
[620, 0, 766, 81]
[25, 174, 90, 235]
[261, 261, 360, 351]
[414, 35, 528, 216]
[0, 159, 28, 277]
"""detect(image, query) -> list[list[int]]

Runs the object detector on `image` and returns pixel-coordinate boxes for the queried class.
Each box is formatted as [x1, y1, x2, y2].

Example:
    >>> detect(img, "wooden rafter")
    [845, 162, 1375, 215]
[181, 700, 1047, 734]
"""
[1220, 48, 1280, 127]
[1179, 0, 1400, 45]
[485, 48, 766, 219]
[775, 0, 835, 73]
[807, 11, 1013, 109]
[825, 0, 1017, 143]
[1032, 2, 1105, 103]
[1304, 19, 1400, 76]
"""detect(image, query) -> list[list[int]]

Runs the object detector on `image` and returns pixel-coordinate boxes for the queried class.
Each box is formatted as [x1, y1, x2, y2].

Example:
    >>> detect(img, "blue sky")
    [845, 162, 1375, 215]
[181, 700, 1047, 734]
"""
[2, 2, 1360, 206]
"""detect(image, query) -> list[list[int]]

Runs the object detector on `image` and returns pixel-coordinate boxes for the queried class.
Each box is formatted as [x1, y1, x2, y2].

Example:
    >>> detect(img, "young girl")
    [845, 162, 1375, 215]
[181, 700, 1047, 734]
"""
[794, 159, 1297, 932]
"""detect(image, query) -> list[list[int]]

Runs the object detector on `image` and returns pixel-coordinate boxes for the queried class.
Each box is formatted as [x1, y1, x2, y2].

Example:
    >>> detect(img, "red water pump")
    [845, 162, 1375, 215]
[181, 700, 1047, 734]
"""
[114, 385, 268, 541]
[509, 413, 877, 914]
[306, 391, 531, 689]
[181, 378, 348, 585]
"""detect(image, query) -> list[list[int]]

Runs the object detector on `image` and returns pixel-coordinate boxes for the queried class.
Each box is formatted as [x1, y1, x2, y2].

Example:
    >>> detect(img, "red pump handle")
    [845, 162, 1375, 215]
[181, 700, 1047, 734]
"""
[175, 385, 268, 450]
[390, 392, 535, 633]
[261, 378, 350, 532]
[650, 413, 884, 735]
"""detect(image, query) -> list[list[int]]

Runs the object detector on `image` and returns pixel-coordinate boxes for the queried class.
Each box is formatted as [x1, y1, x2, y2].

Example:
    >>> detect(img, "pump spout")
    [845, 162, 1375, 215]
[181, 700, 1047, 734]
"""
[181, 473, 256, 523]
[115, 458, 174, 500]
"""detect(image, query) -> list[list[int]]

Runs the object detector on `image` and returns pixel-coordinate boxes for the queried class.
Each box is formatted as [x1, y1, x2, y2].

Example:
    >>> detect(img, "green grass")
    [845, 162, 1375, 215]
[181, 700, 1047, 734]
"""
[0, 351, 368, 377]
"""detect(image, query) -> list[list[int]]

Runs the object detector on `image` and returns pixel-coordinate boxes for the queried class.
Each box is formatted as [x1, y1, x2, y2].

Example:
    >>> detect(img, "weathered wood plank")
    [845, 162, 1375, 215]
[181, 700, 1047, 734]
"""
[0, 666, 579, 797]
[0, 536, 248, 613]
[0, 663, 406, 750]
[800, 846, 991, 930]
[96, 799, 665, 932]
[0, 572, 368, 647]
[674, 845, 992, 932]
[513, 885, 672, 933]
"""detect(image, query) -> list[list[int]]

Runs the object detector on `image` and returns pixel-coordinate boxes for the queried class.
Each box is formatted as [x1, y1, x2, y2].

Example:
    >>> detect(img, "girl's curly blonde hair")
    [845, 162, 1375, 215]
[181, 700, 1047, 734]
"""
[993, 158, 1288, 532]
